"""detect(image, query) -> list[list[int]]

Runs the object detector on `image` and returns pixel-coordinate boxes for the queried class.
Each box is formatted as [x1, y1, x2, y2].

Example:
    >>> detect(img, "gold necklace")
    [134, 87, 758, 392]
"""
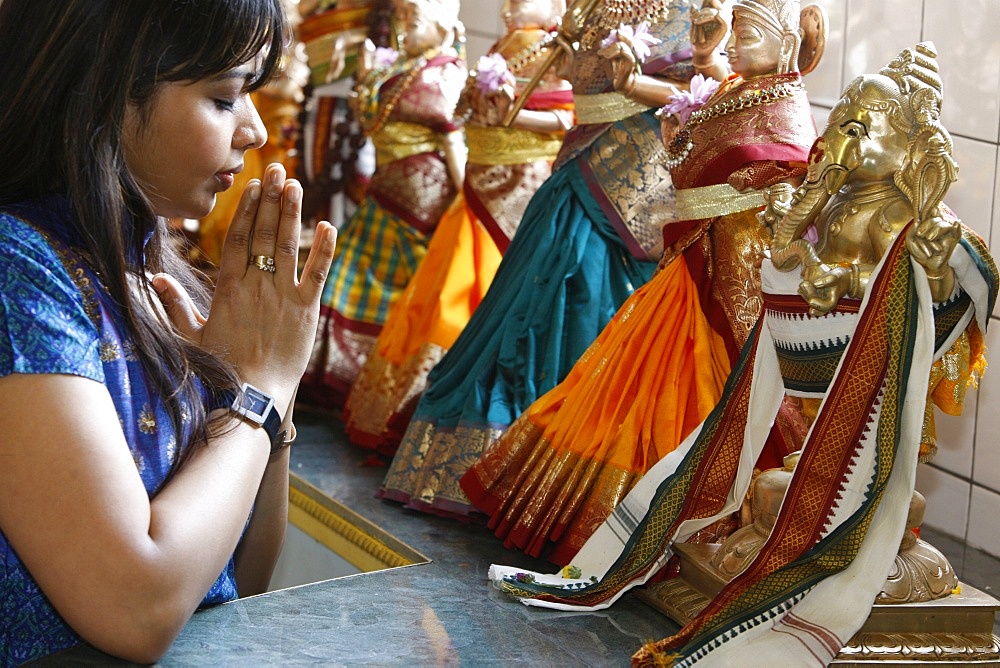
[357, 47, 441, 135]
[664, 79, 803, 169]
[505, 30, 557, 76]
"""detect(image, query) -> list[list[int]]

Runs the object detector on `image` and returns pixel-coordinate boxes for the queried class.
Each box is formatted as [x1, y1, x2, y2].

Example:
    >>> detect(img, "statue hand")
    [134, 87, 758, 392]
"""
[598, 41, 638, 95]
[691, 0, 727, 65]
[799, 265, 851, 317]
[477, 85, 515, 127]
[553, 34, 575, 80]
[759, 183, 797, 234]
[357, 38, 377, 81]
[907, 214, 960, 278]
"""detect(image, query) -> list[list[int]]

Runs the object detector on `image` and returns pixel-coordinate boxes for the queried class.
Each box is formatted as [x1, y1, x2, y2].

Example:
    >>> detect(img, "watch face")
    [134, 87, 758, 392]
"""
[244, 388, 271, 416]
[236, 385, 274, 424]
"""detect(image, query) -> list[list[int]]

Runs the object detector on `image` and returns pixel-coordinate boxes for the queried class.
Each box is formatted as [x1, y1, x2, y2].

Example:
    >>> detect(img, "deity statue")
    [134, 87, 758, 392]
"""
[299, 0, 467, 408]
[378, 0, 697, 519]
[483, 41, 996, 668]
[295, 0, 379, 230]
[342, 0, 573, 456]
[458, 0, 822, 566]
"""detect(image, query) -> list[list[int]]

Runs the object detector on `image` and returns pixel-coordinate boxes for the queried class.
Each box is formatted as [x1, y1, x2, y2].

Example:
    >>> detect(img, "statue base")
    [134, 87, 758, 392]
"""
[635, 543, 1000, 665]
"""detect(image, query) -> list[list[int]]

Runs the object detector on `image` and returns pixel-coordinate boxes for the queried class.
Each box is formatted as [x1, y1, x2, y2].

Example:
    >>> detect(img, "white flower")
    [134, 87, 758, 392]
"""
[601, 21, 662, 63]
[373, 47, 399, 69]
[661, 74, 721, 123]
[475, 53, 515, 94]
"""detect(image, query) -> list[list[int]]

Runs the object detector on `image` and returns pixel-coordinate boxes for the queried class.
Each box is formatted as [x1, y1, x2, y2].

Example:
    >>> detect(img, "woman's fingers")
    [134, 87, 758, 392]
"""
[217, 179, 262, 284]
[249, 164, 287, 271]
[151, 273, 207, 343]
[273, 179, 304, 283]
[298, 221, 337, 305]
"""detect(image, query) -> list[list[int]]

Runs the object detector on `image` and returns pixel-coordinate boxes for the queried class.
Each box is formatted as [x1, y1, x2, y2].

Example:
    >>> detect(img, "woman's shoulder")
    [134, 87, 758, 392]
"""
[0, 208, 56, 251]
[0, 208, 78, 289]
[0, 208, 104, 379]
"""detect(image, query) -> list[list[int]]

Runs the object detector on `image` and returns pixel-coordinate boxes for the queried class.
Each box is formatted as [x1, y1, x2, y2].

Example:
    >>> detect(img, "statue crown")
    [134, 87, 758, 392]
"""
[734, 0, 800, 35]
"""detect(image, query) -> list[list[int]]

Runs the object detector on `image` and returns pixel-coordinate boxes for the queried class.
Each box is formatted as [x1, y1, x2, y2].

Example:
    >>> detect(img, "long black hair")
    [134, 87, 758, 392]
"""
[0, 0, 289, 452]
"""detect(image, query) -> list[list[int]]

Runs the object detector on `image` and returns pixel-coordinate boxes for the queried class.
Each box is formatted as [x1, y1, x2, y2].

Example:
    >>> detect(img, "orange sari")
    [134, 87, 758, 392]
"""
[460, 73, 817, 565]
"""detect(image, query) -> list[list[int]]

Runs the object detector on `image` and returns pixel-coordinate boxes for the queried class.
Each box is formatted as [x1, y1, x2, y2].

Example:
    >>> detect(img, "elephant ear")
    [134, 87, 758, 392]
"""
[798, 4, 828, 75]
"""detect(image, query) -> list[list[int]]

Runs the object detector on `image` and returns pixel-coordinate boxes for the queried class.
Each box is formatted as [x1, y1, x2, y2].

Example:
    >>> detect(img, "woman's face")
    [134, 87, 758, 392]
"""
[501, 0, 552, 31]
[122, 64, 267, 219]
[725, 13, 783, 78]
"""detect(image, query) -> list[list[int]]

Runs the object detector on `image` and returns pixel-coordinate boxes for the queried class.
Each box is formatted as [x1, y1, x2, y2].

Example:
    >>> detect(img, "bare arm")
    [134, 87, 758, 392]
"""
[0, 164, 337, 663]
[0, 376, 276, 663]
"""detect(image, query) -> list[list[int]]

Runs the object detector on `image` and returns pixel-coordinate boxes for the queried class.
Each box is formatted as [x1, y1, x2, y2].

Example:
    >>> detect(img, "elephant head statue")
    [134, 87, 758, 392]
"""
[766, 42, 959, 314]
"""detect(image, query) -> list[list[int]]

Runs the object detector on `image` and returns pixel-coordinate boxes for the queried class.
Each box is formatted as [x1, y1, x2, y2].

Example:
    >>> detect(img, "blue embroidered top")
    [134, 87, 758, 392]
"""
[0, 199, 238, 666]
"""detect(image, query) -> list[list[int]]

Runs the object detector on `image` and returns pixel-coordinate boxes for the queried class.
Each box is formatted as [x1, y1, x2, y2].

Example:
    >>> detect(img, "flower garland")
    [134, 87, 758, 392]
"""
[474, 53, 516, 94]
[600, 20, 661, 70]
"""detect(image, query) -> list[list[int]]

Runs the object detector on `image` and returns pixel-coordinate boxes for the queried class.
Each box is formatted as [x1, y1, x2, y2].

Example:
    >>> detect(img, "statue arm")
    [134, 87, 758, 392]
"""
[691, 0, 730, 82]
[441, 129, 467, 190]
[598, 41, 683, 107]
[510, 107, 573, 133]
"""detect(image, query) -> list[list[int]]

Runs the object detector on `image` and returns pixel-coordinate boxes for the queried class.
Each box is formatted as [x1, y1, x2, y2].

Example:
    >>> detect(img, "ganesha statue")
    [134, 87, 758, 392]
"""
[711, 41, 997, 606]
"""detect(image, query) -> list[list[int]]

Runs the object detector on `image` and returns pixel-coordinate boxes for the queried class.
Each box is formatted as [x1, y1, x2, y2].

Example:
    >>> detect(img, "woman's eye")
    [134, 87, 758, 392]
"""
[214, 98, 237, 112]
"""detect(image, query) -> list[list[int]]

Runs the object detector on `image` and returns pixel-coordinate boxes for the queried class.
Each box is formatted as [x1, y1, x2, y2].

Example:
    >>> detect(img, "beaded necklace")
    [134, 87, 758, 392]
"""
[664, 79, 803, 169]
[505, 30, 558, 76]
[356, 47, 441, 135]
[580, 0, 674, 50]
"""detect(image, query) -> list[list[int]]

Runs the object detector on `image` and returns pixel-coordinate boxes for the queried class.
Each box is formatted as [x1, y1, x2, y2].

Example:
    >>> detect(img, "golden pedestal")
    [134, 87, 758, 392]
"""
[635, 543, 1000, 666]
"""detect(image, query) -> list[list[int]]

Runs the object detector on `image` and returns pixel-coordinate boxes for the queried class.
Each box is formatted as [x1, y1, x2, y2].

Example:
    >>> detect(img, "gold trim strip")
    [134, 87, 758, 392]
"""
[465, 125, 562, 165]
[573, 91, 652, 125]
[287, 472, 428, 572]
[372, 121, 443, 166]
[672, 183, 766, 221]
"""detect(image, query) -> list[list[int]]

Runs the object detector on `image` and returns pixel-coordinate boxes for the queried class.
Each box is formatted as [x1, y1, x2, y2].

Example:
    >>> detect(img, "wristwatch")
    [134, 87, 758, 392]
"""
[222, 382, 287, 453]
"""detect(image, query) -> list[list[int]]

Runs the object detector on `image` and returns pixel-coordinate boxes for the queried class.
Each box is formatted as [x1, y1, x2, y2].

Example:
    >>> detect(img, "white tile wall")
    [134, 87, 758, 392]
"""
[968, 485, 1000, 555]
[974, 324, 1000, 491]
[923, 0, 1000, 144]
[948, 136, 997, 244]
[916, 465, 971, 537]
[459, 0, 1000, 559]
[801, 0, 846, 108]
[459, 0, 503, 64]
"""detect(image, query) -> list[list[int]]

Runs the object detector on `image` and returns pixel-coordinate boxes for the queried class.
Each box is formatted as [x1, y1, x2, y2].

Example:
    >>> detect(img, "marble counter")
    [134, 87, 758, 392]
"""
[47, 408, 679, 666]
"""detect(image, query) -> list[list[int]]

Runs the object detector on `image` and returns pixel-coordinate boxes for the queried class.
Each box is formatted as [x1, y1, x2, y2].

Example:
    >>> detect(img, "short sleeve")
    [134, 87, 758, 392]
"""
[0, 213, 104, 382]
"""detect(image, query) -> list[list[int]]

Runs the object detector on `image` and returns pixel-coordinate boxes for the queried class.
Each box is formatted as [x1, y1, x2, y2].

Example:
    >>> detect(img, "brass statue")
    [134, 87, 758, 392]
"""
[769, 42, 961, 312]
[482, 41, 998, 666]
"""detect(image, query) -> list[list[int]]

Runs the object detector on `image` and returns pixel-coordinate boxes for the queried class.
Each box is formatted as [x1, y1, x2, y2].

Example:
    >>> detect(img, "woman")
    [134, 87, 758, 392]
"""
[0, 1, 336, 664]
[299, 0, 467, 408]
[379, 0, 696, 519]
[460, 0, 819, 565]
[342, 0, 573, 456]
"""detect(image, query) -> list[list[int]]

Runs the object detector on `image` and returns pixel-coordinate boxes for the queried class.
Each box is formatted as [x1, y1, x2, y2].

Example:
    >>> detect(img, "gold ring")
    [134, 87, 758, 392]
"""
[251, 255, 275, 273]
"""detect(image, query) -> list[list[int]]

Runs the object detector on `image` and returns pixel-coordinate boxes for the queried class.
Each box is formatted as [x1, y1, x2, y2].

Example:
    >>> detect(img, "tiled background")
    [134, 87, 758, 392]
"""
[459, 0, 1000, 559]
